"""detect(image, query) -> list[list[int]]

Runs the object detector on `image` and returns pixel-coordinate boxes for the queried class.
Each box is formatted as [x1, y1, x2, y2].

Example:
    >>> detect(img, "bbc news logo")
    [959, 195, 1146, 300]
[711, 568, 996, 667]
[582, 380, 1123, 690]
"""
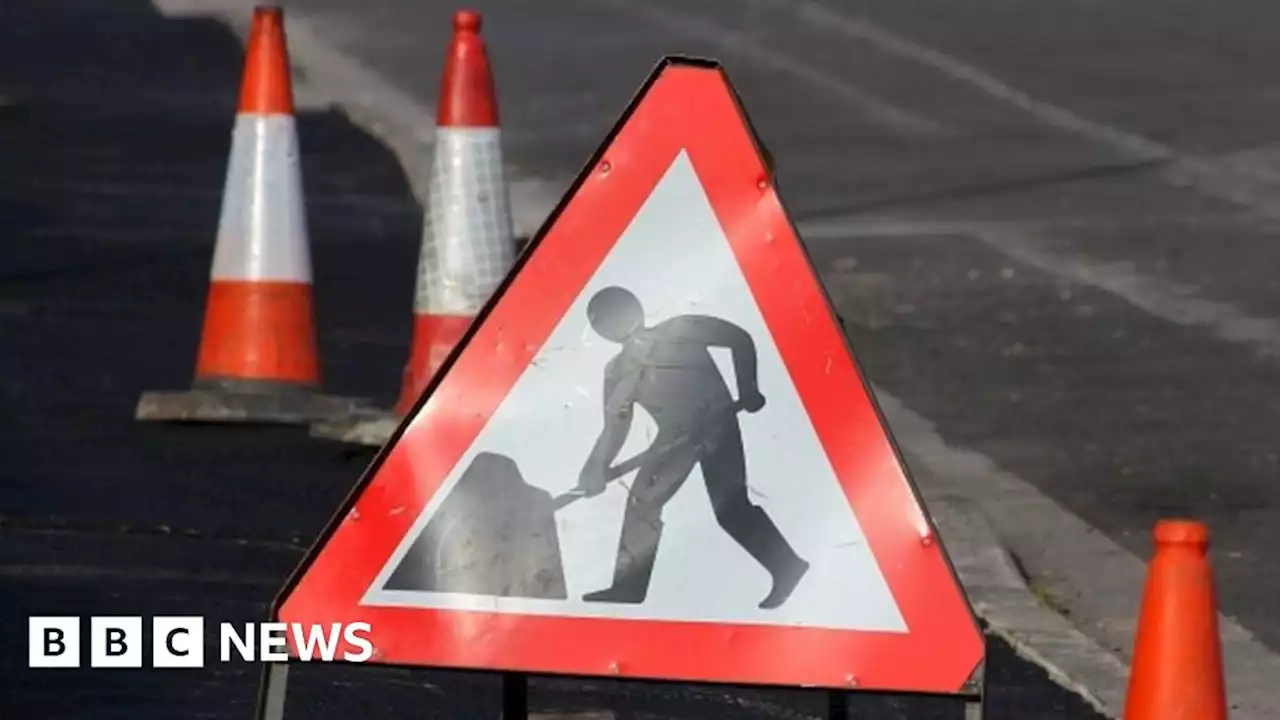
[28, 617, 374, 668]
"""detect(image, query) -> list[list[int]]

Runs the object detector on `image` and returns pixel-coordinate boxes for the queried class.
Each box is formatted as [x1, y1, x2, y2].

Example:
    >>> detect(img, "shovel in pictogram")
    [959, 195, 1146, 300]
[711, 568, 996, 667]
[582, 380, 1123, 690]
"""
[381, 403, 752, 600]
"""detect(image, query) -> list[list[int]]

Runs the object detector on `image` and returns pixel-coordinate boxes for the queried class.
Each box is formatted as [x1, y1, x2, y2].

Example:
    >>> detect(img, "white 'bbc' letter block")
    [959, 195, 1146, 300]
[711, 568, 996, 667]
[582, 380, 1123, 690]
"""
[152, 617, 206, 668]
[28, 617, 80, 668]
[90, 616, 143, 668]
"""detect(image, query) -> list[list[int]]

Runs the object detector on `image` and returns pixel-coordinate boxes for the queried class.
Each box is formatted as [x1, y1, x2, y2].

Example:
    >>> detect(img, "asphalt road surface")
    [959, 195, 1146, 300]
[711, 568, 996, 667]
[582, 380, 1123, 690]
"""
[0, 1, 1111, 718]
[5, 0, 1276, 716]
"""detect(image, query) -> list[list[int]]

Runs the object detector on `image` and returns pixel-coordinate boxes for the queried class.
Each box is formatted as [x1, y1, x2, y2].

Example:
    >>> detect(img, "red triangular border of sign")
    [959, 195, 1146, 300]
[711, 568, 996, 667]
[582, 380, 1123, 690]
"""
[273, 56, 984, 695]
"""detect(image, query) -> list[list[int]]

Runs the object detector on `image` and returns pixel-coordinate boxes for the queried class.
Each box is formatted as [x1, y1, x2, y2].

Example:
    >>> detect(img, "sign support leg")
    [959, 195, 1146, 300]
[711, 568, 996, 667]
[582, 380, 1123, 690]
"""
[501, 672, 528, 719]
[257, 663, 290, 720]
[963, 658, 986, 720]
[827, 690, 847, 719]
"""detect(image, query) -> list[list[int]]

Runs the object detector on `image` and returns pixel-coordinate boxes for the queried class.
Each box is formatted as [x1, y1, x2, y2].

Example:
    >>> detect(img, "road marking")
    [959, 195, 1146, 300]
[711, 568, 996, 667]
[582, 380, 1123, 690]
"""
[636, 0, 1280, 358]
[782, 0, 1168, 161]
[780, 0, 1280, 222]
[803, 215, 1280, 362]
[601, 0, 956, 140]
[971, 225, 1280, 360]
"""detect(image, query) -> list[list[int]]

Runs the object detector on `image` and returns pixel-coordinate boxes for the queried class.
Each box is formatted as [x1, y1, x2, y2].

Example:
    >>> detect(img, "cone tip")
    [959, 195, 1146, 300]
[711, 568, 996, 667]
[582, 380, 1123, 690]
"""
[239, 3, 294, 115]
[252, 5, 283, 21]
[1154, 518, 1209, 548]
[454, 10, 482, 33]
[437, 8, 497, 127]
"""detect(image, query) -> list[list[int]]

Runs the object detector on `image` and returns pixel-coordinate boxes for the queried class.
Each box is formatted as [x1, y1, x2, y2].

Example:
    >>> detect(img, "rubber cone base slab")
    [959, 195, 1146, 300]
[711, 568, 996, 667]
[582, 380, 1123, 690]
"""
[310, 408, 398, 446]
[136, 379, 372, 425]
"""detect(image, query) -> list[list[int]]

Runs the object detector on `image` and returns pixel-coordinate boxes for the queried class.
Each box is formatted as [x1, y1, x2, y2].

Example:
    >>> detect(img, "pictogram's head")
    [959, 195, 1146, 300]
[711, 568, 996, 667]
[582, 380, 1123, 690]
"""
[586, 286, 644, 343]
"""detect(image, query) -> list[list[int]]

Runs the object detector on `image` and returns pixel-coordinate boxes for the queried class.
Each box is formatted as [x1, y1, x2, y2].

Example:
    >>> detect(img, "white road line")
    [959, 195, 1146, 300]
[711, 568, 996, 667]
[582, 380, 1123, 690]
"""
[619, 0, 1280, 368]
[781, 0, 1280, 222]
[972, 225, 1280, 360]
[600, 0, 956, 140]
[803, 215, 1280, 362]
[783, 0, 1169, 162]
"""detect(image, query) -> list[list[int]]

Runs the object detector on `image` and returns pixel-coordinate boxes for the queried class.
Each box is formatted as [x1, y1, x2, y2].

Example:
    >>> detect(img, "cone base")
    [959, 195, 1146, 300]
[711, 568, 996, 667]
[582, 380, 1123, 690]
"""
[135, 384, 371, 425]
[309, 408, 399, 447]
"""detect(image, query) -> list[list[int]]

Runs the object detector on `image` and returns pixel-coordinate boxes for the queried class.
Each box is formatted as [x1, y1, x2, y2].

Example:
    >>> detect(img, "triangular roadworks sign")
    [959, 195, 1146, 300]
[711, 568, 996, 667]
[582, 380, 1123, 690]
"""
[276, 56, 985, 695]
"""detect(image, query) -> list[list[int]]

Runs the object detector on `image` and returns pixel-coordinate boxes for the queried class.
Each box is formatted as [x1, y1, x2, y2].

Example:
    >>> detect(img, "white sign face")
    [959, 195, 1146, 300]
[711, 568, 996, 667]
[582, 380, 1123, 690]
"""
[362, 151, 908, 633]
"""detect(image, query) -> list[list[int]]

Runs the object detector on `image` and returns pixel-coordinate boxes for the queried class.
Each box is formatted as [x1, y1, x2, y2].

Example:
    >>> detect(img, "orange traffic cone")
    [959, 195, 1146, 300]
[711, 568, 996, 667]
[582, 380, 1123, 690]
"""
[311, 9, 516, 446]
[398, 9, 516, 413]
[1123, 519, 1228, 720]
[136, 6, 368, 425]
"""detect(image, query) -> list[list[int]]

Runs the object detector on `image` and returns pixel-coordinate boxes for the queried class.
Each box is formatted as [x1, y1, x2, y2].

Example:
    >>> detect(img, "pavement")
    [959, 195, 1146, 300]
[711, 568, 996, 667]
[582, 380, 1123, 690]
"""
[0, 1, 1113, 719]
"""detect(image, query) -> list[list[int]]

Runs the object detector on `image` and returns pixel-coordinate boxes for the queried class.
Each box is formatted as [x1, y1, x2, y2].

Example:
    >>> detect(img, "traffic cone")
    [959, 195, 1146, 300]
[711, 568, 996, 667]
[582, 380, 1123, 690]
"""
[311, 9, 517, 446]
[1123, 519, 1228, 720]
[136, 6, 369, 425]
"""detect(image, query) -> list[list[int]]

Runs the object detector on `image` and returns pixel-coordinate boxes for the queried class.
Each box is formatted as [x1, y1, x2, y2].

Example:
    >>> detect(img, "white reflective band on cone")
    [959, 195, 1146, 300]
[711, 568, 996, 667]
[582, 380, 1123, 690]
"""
[415, 127, 516, 315]
[211, 114, 312, 282]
